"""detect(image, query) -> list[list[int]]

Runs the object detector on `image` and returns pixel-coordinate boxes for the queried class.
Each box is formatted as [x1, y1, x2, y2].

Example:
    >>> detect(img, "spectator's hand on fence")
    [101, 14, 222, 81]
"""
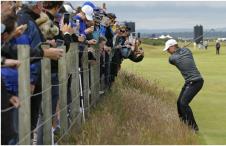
[4, 59, 21, 68]
[9, 96, 20, 108]
[46, 39, 57, 47]
[13, 24, 27, 38]
[87, 39, 97, 45]
[78, 36, 85, 42]
[61, 24, 75, 35]
[44, 48, 64, 60]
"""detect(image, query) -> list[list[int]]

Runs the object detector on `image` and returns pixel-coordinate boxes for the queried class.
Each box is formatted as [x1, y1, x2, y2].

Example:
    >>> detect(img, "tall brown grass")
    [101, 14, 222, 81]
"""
[60, 70, 198, 144]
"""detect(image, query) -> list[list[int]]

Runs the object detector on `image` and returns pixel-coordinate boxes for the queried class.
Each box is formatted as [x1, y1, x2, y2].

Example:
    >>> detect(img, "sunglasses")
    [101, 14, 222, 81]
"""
[120, 30, 126, 33]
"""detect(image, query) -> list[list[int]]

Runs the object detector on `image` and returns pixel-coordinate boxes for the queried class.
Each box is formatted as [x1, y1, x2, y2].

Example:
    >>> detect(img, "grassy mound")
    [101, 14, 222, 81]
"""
[61, 71, 198, 144]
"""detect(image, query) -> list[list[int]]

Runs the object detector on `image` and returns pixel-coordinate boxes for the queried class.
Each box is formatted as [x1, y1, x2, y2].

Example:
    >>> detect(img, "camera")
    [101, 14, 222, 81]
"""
[120, 46, 132, 59]
[56, 39, 65, 47]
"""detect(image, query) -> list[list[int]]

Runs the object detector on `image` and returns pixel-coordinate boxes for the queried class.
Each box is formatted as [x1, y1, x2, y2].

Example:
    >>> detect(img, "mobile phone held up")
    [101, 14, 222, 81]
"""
[63, 13, 70, 25]
[56, 39, 65, 47]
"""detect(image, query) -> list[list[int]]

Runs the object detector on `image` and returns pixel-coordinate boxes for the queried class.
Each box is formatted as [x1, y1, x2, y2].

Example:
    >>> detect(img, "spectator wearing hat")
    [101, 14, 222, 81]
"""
[163, 39, 204, 132]
[73, 4, 97, 66]
[73, 5, 96, 36]
[63, 2, 77, 14]
[82, 1, 97, 10]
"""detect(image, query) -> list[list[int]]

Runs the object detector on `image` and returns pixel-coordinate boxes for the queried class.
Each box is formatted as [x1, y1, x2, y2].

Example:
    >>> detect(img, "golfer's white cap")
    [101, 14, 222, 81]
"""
[163, 39, 178, 51]
[81, 5, 94, 21]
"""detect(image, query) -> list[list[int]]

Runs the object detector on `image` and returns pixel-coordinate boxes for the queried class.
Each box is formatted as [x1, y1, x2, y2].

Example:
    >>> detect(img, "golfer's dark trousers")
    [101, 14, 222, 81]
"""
[216, 48, 220, 55]
[177, 78, 204, 131]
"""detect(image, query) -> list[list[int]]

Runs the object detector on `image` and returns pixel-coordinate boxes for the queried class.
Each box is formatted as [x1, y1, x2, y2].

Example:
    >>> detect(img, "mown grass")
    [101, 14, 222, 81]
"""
[60, 71, 198, 145]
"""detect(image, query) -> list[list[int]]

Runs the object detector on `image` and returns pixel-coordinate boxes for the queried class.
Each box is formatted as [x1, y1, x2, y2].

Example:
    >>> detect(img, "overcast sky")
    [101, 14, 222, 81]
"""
[71, 1, 226, 31]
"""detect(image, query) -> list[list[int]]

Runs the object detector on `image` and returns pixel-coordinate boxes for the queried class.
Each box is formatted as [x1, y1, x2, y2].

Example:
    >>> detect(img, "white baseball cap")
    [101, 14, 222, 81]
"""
[163, 39, 177, 51]
[63, 3, 76, 14]
[81, 5, 94, 21]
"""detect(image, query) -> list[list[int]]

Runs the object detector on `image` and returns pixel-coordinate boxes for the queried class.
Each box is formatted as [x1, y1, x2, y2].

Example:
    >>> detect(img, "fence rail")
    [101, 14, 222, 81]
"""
[2, 42, 106, 145]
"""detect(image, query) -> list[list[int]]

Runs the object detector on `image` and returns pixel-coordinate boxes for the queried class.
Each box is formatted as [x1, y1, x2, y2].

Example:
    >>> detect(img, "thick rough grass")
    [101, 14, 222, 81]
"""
[60, 71, 198, 144]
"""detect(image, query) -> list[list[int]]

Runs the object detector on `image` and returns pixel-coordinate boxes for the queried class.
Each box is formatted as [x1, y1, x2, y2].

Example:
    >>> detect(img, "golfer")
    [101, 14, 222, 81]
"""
[163, 39, 204, 132]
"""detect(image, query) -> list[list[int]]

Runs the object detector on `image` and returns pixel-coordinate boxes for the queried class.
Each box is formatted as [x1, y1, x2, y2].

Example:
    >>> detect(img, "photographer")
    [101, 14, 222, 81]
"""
[128, 39, 144, 62]
[110, 24, 128, 82]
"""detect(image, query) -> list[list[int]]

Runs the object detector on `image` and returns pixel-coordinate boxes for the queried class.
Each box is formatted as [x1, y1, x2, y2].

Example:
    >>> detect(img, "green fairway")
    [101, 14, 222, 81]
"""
[122, 41, 226, 144]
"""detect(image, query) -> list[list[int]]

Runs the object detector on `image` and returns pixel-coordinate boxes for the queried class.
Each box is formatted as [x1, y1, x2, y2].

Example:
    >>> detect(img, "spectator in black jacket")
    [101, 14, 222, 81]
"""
[110, 24, 127, 82]
[16, 2, 64, 141]
[40, 2, 86, 141]
[103, 13, 116, 87]
[41, 1, 64, 124]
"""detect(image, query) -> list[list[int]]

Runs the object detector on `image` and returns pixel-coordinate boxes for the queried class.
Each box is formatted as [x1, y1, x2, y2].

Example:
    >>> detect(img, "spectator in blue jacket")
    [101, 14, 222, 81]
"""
[16, 2, 64, 140]
[73, 4, 97, 67]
